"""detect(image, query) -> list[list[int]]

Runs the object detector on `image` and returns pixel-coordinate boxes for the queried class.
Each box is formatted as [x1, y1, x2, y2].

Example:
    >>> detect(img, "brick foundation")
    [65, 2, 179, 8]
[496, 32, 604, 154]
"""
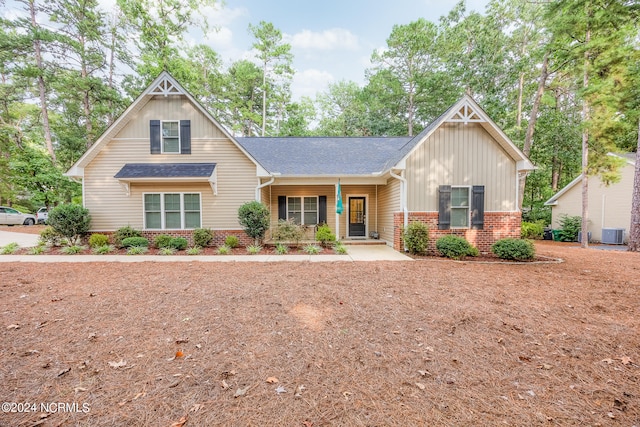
[394, 211, 522, 254]
[97, 229, 253, 247]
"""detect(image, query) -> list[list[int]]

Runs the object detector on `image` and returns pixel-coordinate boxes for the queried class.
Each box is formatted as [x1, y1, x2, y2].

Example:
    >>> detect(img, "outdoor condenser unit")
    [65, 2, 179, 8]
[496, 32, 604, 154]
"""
[601, 228, 625, 245]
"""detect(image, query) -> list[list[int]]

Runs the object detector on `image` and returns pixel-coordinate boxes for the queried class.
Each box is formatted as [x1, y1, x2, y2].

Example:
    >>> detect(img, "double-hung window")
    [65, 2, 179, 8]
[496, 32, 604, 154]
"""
[287, 196, 318, 225]
[450, 187, 470, 228]
[161, 121, 180, 153]
[144, 193, 201, 229]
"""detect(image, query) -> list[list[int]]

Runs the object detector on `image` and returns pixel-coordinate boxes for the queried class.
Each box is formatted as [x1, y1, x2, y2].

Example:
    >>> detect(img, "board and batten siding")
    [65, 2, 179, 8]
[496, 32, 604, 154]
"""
[405, 122, 517, 212]
[83, 95, 257, 231]
[376, 177, 401, 244]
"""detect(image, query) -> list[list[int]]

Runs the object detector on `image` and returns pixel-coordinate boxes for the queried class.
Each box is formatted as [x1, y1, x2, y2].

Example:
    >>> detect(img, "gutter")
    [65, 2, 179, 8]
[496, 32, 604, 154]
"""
[255, 177, 275, 201]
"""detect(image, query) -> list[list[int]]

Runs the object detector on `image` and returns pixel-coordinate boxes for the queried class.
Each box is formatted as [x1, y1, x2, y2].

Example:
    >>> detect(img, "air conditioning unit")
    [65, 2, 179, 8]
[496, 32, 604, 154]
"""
[601, 228, 625, 245]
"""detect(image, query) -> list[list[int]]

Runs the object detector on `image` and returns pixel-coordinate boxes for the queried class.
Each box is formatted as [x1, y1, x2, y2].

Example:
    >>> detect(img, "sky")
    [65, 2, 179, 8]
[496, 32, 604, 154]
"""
[192, 0, 491, 100]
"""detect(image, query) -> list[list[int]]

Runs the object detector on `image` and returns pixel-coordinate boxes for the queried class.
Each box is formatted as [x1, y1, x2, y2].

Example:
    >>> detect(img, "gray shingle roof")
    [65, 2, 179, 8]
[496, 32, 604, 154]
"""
[114, 163, 216, 179]
[236, 137, 412, 175]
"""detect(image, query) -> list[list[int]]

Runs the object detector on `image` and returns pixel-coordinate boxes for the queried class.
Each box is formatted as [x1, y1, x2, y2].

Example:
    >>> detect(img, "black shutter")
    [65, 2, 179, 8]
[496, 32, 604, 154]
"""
[438, 185, 451, 230]
[150, 120, 161, 154]
[278, 196, 287, 220]
[318, 196, 327, 225]
[471, 185, 485, 229]
[180, 120, 191, 154]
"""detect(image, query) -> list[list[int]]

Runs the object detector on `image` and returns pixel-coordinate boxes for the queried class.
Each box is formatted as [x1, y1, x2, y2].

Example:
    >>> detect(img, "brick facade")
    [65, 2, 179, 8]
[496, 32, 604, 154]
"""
[100, 229, 252, 247]
[393, 211, 522, 254]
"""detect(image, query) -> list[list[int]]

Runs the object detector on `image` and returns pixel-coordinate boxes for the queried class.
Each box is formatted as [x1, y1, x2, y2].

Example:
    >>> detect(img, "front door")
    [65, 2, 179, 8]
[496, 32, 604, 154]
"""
[348, 197, 366, 237]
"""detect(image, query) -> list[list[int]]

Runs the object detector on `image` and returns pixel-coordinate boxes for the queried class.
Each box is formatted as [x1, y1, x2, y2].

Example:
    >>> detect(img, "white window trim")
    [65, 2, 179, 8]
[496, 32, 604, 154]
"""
[143, 192, 202, 230]
[286, 196, 319, 225]
[450, 185, 471, 229]
[161, 120, 180, 154]
[346, 193, 368, 238]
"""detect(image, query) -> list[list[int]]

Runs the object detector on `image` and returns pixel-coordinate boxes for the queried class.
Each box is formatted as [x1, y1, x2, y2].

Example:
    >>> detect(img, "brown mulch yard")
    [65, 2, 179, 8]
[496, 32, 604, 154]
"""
[1, 238, 639, 426]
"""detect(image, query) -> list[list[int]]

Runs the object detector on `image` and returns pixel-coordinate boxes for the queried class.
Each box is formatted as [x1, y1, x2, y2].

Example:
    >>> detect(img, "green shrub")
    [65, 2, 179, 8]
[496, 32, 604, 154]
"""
[436, 235, 478, 260]
[28, 245, 46, 255]
[113, 226, 142, 248]
[238, 201, 270, 245]
[521, 221, 544, 240]
[1, 242, 19, 254]
[186, 246, 202, 255]
[334, 243, 348, 255]
[217, 244, 231, 255]
[61, 245, 85, 254]
[158, 247, 176, 255]
[272, 219, 304, 246]
[491, 238, 535, 261]
[274, 243, 288, 255]
[224, 235, 240, 248]
[39, 226, 63, 247]
[303, 244, 321, 254]
[315, 224, 336, 247]
[153, 234, 173, 249]
[169, 237, 188, 250]
[47, 204, 91, 245]
[558, 215, 581, 242]
[193, 228, 214, 247]
[246, 244, 262, 254]
[126, 246, 148, 255]
[92, 244, 114, 255]
[121, 236, 149, 248]
[88, 233, 109, 248]
[402, 221, 430, 254]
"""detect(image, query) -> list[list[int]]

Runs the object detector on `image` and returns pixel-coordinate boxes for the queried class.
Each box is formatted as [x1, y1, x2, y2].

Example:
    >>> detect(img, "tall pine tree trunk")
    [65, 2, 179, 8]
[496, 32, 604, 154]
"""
[580, 23, 590, 249]
[628, 119, 640, 251]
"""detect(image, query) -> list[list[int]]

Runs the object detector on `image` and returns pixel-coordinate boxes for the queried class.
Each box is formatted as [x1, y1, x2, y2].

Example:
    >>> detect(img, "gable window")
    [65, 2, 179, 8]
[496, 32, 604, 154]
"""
[286, 196, 318, 225]
[162, 121, 180, 153]
[451, 187, 470, 228]
[144, 192, 201, 229]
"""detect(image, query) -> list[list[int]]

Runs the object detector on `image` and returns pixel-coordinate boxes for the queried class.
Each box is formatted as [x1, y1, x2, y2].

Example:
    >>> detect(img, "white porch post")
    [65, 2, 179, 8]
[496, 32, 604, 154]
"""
[335, 182, 340, 240]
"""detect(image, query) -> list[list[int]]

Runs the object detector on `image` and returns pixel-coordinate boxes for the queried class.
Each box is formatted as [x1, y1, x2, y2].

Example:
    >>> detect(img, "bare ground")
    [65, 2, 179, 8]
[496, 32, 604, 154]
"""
[0, 240, 638, 426]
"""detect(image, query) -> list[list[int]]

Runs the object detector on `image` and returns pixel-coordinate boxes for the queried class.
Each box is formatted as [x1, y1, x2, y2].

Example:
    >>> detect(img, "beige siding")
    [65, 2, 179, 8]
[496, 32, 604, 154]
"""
[338, 185, 378, 239]
[377, 177, 401, 244]
[405, 122, 517, 212]
[84, 95, 257, 231]
[551, 164, 634, 242]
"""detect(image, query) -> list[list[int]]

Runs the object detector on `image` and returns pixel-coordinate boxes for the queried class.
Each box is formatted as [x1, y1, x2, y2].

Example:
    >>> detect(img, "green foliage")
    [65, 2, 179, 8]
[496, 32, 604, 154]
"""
[402, 221, 430, 254]
[158, 247, 176, 255]
[193, 228, 214, 247]
[186, 246, 202, 255]
[113, 226, 142, 248]
[558, 215, 582, 242]
[491, 238, 535, 261]
[88, 233, 109, 248]
[237, 201, 270, 244]
[126, 246, 148, 255]
[169, 237, 188, 250]
[1, 242, 20, 254]
[39, 226, 63, 247]
[153, 234, 173, 249]
[334, 243, 348, 255]
[303, 244, 321, 254]
[521, 221, 545, 240]
[274, 243, 288, 255]
[121, 236, 149, 248]
[315, 224, 336, 247]
[92, 245, 115, 255]
[217, 244, 231, 255]
[246, 244, 262, 254]
[436, 235, 478, 260]
[47, 204, 91, 245]
[28, 245, 46, 255]
[224, 235, 240, 248]
[272, 219, 304, 246]
[61, 245, 85, 254]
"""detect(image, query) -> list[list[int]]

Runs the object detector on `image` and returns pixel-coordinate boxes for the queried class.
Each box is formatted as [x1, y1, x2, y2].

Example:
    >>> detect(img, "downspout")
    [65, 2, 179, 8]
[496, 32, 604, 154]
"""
[255, 177, 274, 202]
[389, 169, 408, 250]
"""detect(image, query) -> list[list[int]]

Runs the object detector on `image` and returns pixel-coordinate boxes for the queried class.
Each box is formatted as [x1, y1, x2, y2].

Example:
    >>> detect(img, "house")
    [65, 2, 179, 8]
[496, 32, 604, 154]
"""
[66, 72, 534, 252]
[544, 153, 636, 243]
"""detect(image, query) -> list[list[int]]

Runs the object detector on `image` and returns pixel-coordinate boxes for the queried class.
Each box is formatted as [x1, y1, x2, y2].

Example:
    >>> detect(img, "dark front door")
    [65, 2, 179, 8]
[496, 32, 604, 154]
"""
[349, 197, 366, 237]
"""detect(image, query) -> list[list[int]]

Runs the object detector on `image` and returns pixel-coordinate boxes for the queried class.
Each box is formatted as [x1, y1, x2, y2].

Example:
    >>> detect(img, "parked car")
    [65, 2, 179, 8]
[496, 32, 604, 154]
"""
[0, 206, 36, 226]
[36, 207, 49, 224]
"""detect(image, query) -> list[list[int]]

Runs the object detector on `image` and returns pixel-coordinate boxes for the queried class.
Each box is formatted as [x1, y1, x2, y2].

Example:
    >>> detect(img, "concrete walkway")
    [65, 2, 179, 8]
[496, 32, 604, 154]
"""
[0, 230, 412, 262]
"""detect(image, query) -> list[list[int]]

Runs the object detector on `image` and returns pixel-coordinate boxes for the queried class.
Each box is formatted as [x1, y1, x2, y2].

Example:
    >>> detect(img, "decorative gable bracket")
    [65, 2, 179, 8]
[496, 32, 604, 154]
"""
[148, 77, 185, 97]
[119, 181, 130, 197]
[447, 101, 485, 124]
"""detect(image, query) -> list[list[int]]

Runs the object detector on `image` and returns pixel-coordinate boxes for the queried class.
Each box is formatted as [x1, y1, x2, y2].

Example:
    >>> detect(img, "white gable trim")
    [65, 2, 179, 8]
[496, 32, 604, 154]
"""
[446, 99, 485, 124]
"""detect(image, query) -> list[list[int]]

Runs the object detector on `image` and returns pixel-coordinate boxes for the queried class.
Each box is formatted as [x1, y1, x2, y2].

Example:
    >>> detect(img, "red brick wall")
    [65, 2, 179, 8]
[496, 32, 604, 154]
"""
[393, 211, 522, 254]
[99, 229, 252, 247]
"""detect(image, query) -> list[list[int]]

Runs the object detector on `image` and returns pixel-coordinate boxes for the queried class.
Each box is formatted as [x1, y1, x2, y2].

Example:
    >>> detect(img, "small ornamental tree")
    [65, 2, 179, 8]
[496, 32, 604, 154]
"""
[238, 201, 270, 245]
[47, 204, 91, 245]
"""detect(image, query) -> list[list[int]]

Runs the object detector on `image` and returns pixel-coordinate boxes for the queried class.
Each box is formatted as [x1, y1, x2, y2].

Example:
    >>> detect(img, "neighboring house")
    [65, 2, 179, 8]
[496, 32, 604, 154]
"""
[66, 72, 534, 252]
[544, 153, 636, 243]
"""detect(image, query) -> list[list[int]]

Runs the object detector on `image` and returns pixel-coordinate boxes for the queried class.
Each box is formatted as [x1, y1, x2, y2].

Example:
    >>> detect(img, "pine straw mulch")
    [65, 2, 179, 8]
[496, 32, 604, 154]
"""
[0, 241, 639, 426]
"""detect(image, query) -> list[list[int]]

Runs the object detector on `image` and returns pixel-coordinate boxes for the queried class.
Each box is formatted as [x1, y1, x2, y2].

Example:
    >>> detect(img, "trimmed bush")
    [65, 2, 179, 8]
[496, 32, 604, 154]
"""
[436, 235, 478, 260]
[121, 236, 149, 248]
[521, 221, 544, 240]
[113, 226, 142, 248]
[315, 224, 336, 247]
[47, 204, 91, 245]
[491, 238, 535, 261]
[39, 226, 63, 247]
[402, 221, 429, 254]
[272, 219, 304, 246]
[193, 228, 214, 247]
[153, 234, 173, 249]
[169, 237, 188, 250]
[238, 201, 270, 245]
[88, 233, 109, 248]
[224, 235, 240, 248]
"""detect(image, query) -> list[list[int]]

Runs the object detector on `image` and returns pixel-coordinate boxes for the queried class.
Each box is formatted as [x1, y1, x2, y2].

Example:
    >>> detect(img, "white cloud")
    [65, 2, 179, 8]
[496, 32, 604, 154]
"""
[292, 69, 335, 99]
[287, 28, 359, 51]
